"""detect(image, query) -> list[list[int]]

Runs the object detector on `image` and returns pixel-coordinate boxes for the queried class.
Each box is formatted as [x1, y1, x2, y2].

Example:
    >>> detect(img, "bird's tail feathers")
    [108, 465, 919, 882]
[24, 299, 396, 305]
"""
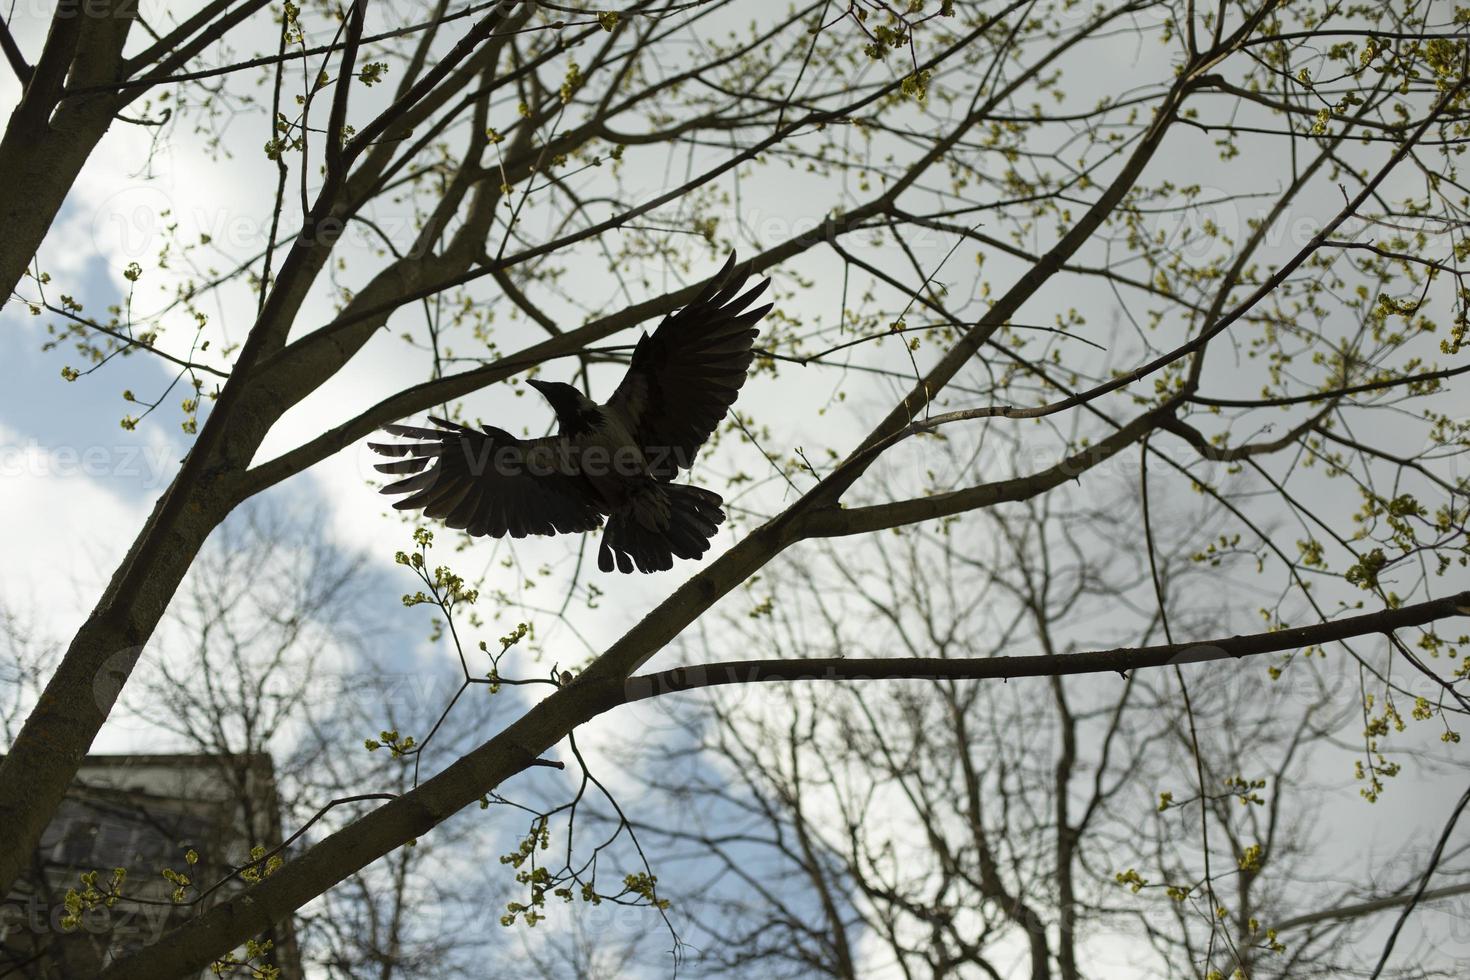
[598, 484, 724, 574]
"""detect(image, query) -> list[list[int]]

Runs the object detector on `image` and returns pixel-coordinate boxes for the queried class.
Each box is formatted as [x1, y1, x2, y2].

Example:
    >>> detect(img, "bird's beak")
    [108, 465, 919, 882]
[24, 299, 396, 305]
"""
[526, 378, 550, 396]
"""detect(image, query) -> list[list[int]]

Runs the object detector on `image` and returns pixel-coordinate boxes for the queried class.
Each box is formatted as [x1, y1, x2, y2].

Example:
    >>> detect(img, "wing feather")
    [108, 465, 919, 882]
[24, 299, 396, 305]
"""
[607, 253, 772, 479]
[371, 418, 605, 539]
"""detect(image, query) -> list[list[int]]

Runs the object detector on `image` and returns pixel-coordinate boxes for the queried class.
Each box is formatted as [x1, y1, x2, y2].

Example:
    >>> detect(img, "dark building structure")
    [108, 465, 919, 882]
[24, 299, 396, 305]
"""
[0, 753, 301, 978]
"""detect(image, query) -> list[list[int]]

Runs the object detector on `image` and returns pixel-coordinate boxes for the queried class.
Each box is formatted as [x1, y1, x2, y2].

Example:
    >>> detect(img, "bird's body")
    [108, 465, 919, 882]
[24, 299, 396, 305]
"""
[370, 254, 771, 573]
[540, 392, 646, 507]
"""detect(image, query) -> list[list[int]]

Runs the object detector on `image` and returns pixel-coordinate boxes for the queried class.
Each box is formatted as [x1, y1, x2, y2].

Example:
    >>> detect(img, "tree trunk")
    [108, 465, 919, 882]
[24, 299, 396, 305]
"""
[0, 0, 134, 299]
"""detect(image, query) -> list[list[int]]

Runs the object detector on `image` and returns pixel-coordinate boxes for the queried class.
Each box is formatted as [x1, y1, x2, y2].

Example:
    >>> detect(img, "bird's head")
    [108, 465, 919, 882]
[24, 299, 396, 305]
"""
[526, 378, 602, 435]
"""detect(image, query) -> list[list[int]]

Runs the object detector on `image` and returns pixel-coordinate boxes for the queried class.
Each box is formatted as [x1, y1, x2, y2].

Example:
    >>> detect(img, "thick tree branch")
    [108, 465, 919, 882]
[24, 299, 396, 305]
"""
[118, 0, 271, 93]
[0, 17, 31, 84]
[799, 407, 1169, 538]
[1157, 409, 1332, 462]
[625, 591, 1470, 697]
[1273, 882, 1470, 933]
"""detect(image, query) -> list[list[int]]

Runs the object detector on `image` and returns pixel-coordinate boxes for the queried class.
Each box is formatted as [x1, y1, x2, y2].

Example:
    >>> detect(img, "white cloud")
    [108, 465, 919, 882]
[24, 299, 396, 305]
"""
[0, 420, 152, 645]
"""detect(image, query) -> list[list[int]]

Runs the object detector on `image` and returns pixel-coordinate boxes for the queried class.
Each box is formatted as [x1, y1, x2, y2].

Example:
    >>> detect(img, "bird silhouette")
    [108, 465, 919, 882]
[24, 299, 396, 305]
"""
[369, 254, 772, 573]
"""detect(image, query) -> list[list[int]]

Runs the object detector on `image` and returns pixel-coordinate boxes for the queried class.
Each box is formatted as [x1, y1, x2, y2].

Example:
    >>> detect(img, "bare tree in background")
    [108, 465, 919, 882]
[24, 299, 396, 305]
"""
[128, 502, 520, 978]
[0, 605, 55, 744]
[624, 477, 1464, 978]
[0, 0, 1466, 975]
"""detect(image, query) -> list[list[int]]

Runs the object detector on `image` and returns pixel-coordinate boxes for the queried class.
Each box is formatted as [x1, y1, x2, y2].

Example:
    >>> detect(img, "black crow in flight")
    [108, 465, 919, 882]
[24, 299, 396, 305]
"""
[369, 254, 772, 573]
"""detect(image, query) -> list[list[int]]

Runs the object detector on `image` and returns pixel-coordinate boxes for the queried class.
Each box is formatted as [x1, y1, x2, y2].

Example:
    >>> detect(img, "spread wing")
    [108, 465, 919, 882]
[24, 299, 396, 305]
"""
[369, 416, 606, 538]
[607, 253, 772, 479]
